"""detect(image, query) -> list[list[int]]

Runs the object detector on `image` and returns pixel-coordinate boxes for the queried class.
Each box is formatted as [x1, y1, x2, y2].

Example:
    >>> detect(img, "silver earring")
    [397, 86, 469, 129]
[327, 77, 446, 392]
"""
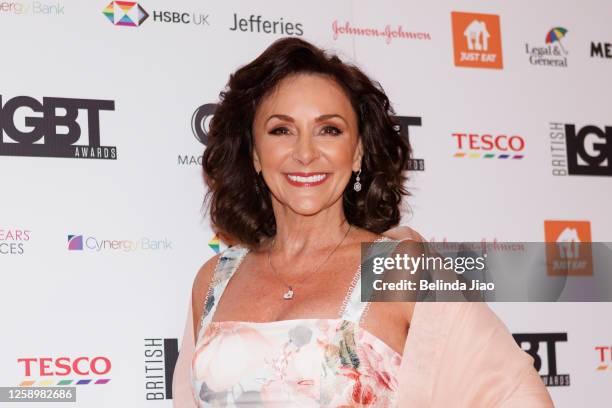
[353, 169, 362, 192]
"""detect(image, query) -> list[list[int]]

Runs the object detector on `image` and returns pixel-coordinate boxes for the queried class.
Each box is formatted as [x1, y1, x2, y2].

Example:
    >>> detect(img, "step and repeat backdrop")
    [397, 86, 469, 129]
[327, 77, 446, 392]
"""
[1, 0, 611, 406]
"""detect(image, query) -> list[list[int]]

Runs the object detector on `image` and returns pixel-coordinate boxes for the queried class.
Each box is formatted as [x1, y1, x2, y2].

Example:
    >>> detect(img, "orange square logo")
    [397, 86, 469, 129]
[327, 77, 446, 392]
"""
[451, 11, 503, 69]
[544, 220, 593, 276]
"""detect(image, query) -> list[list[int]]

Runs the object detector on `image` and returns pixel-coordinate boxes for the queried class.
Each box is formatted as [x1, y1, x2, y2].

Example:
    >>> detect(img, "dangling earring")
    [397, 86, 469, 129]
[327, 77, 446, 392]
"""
[353, 169, 362, 192]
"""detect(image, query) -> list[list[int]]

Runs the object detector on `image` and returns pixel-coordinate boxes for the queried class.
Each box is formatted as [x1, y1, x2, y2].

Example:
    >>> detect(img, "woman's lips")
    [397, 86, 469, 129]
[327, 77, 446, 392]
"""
[285, 172, 329, 187]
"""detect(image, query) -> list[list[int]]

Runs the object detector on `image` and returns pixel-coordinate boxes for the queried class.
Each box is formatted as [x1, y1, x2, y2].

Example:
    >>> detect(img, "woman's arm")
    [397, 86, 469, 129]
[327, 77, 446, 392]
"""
[172, 254, 220, 408]
[397, 302, 554, 407]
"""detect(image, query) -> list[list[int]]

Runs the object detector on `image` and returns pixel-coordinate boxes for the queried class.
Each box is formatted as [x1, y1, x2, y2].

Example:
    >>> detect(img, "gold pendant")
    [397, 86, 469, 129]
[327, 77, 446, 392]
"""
[283, 287, 294, 300]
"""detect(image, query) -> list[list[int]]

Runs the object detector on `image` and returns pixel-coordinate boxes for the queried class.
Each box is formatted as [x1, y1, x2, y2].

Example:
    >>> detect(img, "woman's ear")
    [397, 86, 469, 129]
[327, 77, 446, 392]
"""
[252, 147, 261, 173]
[352, 138, 364, 172]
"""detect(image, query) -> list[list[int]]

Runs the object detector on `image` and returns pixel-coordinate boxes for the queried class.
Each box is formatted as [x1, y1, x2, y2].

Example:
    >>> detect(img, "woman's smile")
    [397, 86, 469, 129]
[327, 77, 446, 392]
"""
[284, 172, 330, 187]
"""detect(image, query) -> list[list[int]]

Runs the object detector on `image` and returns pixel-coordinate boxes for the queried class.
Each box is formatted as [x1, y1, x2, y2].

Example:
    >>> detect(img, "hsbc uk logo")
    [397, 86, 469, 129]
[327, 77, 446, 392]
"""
[103, 1, 149, 27]
[549, 122, 612, 176]
[103, 2, 210, 27]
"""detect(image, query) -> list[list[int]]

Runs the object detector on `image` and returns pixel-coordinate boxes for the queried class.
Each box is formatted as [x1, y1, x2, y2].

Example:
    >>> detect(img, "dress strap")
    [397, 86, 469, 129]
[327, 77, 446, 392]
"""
[198, 245, 250, 336]
[339, 236, 399, 324]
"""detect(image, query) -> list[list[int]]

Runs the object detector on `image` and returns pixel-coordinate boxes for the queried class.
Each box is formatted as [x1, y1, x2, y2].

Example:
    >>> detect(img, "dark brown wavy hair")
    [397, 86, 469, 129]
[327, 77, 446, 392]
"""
[202, 37, 412, 249]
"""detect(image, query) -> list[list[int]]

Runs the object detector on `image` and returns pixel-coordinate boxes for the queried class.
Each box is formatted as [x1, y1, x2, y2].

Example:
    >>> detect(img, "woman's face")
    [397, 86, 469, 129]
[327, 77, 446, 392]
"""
[251, 73, 363, 216]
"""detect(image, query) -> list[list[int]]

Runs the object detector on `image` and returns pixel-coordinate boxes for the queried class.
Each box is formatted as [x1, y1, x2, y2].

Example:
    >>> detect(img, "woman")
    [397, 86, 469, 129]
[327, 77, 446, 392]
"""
[173, 37, 553, 407]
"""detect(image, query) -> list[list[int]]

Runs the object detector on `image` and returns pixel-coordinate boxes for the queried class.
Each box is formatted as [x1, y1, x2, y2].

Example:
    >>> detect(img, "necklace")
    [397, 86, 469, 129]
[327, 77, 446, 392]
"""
[267, 223, 353, 300]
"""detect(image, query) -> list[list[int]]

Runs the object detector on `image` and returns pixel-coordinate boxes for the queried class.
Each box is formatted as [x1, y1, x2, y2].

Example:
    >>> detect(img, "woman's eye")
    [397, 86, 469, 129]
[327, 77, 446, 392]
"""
[321, 126, 342, 136]
[269, 127, 291, 135]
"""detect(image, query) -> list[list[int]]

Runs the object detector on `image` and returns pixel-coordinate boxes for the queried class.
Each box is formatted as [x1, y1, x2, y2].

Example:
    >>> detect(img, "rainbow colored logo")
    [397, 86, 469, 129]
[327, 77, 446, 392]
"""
[68, 235, 83, 251]
[20, 379, 111, 386]
[103, 1, 149, 27]
[208, 235, 221, 253]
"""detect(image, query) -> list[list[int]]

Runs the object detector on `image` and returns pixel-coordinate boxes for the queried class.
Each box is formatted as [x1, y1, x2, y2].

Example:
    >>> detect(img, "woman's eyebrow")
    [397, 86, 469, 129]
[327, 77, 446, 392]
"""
[265, 113, 347, 124]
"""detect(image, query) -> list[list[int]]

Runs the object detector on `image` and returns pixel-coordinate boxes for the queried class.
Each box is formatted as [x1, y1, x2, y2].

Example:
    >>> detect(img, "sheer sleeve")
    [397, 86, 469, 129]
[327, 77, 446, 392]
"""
[396, 302, 554, 407]
[172, 298, 198, 408]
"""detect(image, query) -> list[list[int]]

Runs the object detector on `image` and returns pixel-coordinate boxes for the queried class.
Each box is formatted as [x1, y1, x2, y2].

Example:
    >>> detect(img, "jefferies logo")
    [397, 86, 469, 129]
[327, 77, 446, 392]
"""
[549, 122, 612, 176]
[452, 132, 525, 159]
[144, 338, 178, 400]
[0, 95, 116, 159]
[183, 104, 424, 171]
[17, 356, 112, 386]
[513, 332, 570, 386]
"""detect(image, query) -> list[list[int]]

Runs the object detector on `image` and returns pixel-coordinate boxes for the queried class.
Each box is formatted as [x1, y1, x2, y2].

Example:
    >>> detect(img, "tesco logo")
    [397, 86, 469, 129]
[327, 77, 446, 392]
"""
[18, 356, 112, 376]
[452, 132, 525, 152]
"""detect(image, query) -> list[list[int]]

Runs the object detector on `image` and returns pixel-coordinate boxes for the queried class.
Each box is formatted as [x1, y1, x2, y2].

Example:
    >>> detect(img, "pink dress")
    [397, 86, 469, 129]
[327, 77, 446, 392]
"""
[174, 238, 554, 407]
[192, 237, 402, 406]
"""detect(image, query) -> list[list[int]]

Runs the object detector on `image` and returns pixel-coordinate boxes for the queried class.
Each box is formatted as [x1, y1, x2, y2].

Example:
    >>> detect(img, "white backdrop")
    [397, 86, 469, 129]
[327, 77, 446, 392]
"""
[1, 0, 611, 406]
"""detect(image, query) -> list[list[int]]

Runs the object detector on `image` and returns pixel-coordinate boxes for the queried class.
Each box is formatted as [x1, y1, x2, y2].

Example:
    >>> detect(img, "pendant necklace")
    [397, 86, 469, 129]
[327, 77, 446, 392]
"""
[267, 223, 352, 300]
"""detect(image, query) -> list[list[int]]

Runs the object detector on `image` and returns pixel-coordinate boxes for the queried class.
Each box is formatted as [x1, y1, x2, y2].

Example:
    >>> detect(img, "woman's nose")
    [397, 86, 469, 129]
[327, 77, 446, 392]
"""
[291, 133, 319, 165]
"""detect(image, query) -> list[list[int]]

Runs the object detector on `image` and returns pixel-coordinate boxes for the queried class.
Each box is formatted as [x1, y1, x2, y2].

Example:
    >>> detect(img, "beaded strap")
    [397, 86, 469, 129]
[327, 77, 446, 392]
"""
[197, 245, 250, 339]
[339, 236, 399, 324]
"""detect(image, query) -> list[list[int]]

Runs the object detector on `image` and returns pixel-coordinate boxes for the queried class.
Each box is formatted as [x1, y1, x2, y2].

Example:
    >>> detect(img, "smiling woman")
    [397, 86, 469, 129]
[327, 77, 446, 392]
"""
[172, 37, 553, 407]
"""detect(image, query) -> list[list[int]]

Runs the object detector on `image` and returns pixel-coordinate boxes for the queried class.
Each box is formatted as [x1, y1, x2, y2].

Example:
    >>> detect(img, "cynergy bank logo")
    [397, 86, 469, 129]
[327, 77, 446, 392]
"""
[0, 1, 64, 16]
[0, 95, 116, 159]
[68, 234, 172, 252]
[451, 11, 503, 69]
[549, 122, 612, 176]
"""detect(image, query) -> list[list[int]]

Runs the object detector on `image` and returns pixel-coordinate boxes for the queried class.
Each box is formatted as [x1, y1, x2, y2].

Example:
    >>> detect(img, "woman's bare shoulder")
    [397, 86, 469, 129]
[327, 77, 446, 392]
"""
[191, 252, 223, 338]
[383, 225, 426, 242]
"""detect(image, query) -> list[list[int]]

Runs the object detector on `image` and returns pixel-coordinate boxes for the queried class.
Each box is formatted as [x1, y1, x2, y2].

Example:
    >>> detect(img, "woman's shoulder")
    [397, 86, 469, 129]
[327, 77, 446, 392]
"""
[191, 245, 249, 299]
[382, 225, 426, 242]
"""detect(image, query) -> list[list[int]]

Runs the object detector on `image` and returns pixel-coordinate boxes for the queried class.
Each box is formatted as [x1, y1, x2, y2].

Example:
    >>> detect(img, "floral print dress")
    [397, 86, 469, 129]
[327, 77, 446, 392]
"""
[191, 238, 402, 407]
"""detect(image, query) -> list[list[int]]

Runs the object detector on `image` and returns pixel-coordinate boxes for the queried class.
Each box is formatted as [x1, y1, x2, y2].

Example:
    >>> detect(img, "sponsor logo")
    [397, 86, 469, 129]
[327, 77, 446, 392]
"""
[591, 41, 612, 59]
[525, 27, 569, 67]
[331, 20, 431, 44]
[67, 235, 83, 251]
[67, 234, 173, 252]
[17, 356, 111, 386]
[0, 95, 116, 159]
[549, 122, 612, 176]
[103, 2, 209, 27]
[451, 11, 503, 69]
[544, 220, 592, 276]
[0, 228, 30, 255]
[394, 116, 425, 171]
[144, 338, 178, 400]
[513, 332, 570, 386]
[208, 234, 229, 254]
[103, 1, 148, 26]
[595, 345, 612, 371]
[177, 103, 215, 165]
[452, 132, 525, 159]
[229, 13, 302, 35]
[0, 1, 64, 15]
